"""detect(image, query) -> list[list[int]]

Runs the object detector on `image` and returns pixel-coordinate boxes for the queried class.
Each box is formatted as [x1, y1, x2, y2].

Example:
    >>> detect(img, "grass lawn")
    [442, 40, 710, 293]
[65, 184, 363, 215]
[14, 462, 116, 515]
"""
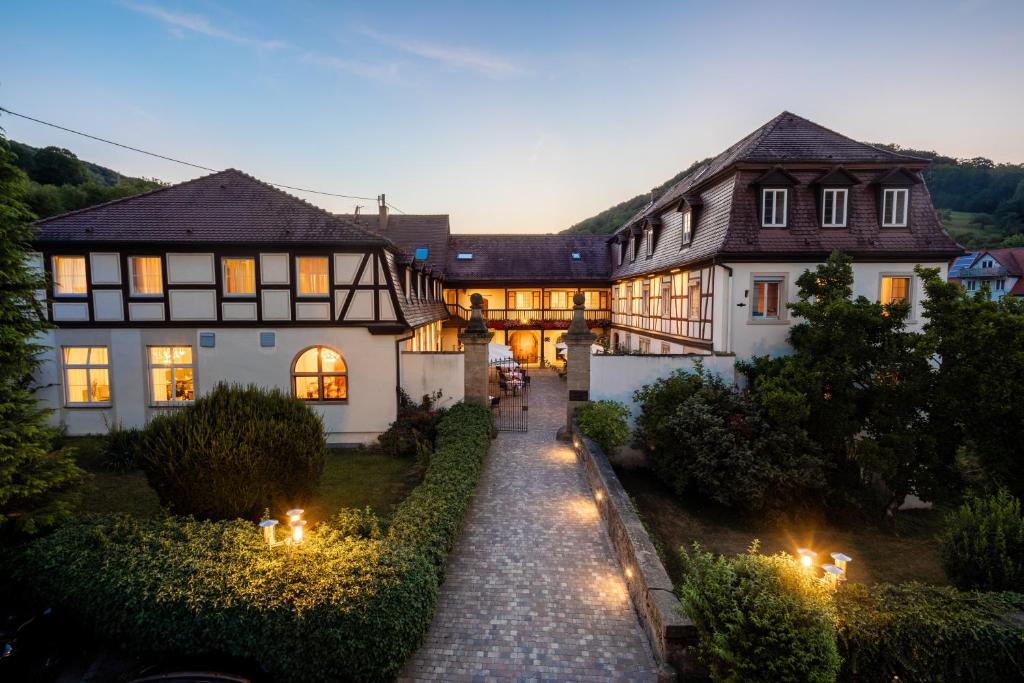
[69, 437, 419, 523]
[941, 209, 1007, 249]
[618, 467, 948, 587]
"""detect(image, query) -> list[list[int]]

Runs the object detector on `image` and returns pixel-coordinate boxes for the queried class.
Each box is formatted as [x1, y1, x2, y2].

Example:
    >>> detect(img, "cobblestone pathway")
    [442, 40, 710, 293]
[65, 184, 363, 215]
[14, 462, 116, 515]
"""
[400, 370, 659, 682]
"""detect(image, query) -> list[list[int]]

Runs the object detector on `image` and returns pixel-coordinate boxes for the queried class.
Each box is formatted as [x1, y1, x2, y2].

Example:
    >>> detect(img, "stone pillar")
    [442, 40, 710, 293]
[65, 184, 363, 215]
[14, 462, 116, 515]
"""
[459, 293, 494, 407]
[560, 291, 597, 440]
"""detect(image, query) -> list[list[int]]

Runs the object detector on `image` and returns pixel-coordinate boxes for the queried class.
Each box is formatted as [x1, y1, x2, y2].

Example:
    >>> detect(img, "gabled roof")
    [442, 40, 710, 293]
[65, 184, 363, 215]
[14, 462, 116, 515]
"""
[445, 234, 610, 283]
[379, 214, 451, 272]
[971, 248, 1024, 275]
[33, 169, 391, 246]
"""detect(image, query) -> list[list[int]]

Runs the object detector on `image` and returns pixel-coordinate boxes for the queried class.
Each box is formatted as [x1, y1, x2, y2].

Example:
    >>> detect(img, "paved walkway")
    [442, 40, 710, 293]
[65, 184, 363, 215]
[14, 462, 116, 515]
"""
[400, 370, 659, 682]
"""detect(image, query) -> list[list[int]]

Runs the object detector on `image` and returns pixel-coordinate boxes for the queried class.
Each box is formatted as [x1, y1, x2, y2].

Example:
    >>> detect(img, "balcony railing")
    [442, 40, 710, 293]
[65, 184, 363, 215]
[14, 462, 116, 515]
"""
[958, 266, 1009, 278]
[445, 303, 611, 326]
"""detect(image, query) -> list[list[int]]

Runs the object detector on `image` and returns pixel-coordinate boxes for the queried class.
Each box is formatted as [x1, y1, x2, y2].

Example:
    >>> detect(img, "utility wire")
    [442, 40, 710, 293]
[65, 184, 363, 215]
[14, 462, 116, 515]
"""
[0, 106, 382, 203]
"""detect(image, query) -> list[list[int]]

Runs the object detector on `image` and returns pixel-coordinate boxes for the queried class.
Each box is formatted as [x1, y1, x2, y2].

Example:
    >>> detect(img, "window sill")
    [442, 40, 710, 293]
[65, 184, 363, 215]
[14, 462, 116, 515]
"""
[53, 293, 89, 298]
[64, 403, 112, 409]
[149, 402, 194, 408]
[748, 318, 789, 325]
[223, 293, 257, 298]
[296, 294, 330, 299]
[130, 293, 164, 299]
[298, 399, 349, 405]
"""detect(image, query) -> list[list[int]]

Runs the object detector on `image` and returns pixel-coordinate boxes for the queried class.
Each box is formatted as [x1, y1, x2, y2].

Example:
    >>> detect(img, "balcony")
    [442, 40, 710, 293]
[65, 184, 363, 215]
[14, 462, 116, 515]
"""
[445, 303, 612, 328]
[958, 265, 1009, 278]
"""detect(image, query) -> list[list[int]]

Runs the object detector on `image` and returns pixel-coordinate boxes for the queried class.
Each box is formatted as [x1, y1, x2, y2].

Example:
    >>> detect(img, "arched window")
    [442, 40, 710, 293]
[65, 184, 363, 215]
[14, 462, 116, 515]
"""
[292, 346, 347, 401]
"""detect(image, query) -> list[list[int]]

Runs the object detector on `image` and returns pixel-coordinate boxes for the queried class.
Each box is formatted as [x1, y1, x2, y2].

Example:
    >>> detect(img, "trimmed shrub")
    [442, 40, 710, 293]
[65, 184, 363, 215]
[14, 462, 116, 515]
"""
[940, 490, 1024, 591]
[575, 400, 631, 455]
[679, 543, 841, 683]
[633, 367, 703, 459]
[378, 389, 448, 462]
[836, 582, 1024, 682]
[102, 423, 143, 473]
[18, 402, 492, 683]
[138, 383, 326, 521]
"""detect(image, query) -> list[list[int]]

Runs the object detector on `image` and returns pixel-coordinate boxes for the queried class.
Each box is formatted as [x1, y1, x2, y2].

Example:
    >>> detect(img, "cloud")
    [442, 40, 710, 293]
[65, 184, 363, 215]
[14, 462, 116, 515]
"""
[299, 52, 400, 83]
[122, 1, 286, 50]
[360, 27, 524, 79]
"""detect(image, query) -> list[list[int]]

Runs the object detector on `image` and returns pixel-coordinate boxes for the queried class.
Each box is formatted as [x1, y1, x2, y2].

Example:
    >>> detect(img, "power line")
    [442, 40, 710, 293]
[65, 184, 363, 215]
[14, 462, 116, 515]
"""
[0, 106, 381, 203]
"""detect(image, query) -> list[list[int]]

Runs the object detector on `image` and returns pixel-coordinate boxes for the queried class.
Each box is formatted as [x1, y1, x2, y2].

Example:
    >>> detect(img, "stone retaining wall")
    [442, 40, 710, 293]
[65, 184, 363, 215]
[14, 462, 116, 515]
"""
[571, 423, 703, 679]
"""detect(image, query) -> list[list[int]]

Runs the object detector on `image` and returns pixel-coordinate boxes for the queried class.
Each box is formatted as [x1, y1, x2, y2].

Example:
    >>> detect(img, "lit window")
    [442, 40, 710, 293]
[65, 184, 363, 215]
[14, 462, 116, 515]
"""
[550, 291, 568, 309]
[681, 210, 693, 245]
[688, 281, 701, 319]
[63, 346, 110, 405]
[881, 276, 912, 306]
[752, 277, 784, 320]
[822, 188, 848, 227]
[456, 252, 473, 260]
[292, 346, 347, 401]
[53, 256, 88, 296]
[149, 346, 194, 404]
[882, 188, 909, 227]
[414, 247, 428, 260]
[296, 256, 329, 296]
[762, 189, 788, 227]
[129, 256, 163, 296]
[571, 251, 582, 260]
[222, 257, 256, 296]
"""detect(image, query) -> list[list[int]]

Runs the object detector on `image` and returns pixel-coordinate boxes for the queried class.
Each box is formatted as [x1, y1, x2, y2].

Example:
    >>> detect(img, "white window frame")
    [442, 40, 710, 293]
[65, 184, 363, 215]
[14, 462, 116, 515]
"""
[295, 256, 329, 298]
[147, 345, 195, 406]
[61, 346, 111, 406]
[644, 227, 654, 258]
[879, 273, 915, 320]
[681, 210, 693, 245]
[821, 188, 848, 227]
[688, 280, 702, 320]
[629, 236, 637, 262]
[616, 243, 623, 266]
[749, 274, 788, 324]
[128, 256, 164, 297]
[762, 188, 788, 227]
[221, 256, 256, 298]
[52, 255, 89, 297]
[882, 188, 909, 227]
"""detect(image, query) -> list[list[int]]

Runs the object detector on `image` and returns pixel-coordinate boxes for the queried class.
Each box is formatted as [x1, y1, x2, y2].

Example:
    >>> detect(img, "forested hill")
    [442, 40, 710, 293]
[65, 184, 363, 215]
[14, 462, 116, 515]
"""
[5, 140, 163, 219]
[562, 145, 1024, 249]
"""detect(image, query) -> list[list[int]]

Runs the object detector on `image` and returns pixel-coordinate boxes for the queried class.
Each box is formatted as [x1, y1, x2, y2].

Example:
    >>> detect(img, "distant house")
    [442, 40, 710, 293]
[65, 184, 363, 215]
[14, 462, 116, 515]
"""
[951, 248, 1024, 300]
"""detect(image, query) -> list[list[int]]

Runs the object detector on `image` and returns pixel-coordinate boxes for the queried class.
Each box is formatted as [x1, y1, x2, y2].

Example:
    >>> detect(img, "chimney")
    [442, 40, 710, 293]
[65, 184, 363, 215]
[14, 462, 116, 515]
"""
[650, 188, 659, 204]
[378, 193, 389, 231]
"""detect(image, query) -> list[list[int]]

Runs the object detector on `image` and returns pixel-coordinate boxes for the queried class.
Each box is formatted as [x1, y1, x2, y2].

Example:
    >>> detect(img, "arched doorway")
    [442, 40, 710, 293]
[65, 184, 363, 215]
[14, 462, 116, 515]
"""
[508, 330, 540, 365]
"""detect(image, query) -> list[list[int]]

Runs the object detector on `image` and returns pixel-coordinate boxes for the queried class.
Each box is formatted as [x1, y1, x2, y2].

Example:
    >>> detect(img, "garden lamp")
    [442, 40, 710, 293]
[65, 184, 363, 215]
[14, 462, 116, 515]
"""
[821, 564, 844, 584]
[797, 548, 817, 569]
[290, 519, 307, 544]
[831, 552, 851, 574]
[259, 518, 280, 547]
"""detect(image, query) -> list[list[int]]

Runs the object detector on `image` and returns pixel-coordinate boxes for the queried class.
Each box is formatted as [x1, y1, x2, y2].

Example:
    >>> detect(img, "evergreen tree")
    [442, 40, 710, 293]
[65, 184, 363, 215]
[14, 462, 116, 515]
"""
[0, 133, 84, 537]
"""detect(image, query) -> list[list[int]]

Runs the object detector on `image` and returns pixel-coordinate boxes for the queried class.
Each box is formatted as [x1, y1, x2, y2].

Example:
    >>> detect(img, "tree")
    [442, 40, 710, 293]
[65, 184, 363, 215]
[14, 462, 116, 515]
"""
[0, 134, 84, 537]
[29, 146, 86, 186]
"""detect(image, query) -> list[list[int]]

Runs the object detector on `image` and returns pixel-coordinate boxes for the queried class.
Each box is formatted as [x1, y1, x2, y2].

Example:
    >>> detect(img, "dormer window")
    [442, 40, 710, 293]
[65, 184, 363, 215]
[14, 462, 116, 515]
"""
[616, 243, 623, 266]
[571, 251, 582, 260]
[681, 210, 693, 245]
[456, 252, 473, 260]
[762, 188, 788, 227]
[644, 226, 654, 258]
[822, 188, 848, 227]
[882, 188, 908, 227]
[630, 236, 637, 262]
[982, 258, 993, 268]
[414, 247, 428, 260]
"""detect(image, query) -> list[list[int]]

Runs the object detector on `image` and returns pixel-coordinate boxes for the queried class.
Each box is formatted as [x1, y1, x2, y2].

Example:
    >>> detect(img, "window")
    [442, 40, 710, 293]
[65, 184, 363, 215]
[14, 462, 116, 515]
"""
[63, 347, 110, 405]
[644, 227, 653, 258]
[688, 281, 701, 319]
[292, 346, 347, 401]
[149, 346, 194, 404]
[752, 276, 784, 321]
[880, 275, 912, 306]
[513, 291, 537, 310]
[129, 256, 163, 296]
[681, 210, 693, 245]
[296, 256, 329, 296]
[822, 188, 848, 227]
[639, 338, 650, 353]
[549, 291, 568, 309]
[995, 279, 1005, 290]
[966, 280, 977, 292]
[456, 252, 473, 260]
[982, 259, 993, 268]
[414, 247, 429, 260]
[616, 244, 623, 266]
[882, 188, 909, 227]
[629, 236, 637, 262]
[660, 343, 671, 355]
[53, 256, 87, 296]
[571, 251, 582, 260]
[762, 189, 788, 227]
[222, 257, 256, 296]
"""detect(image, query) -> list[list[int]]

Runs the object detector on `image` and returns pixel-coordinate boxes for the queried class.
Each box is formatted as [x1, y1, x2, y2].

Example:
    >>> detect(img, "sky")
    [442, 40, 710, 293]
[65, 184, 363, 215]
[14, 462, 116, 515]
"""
[2, 0, 1023, 233]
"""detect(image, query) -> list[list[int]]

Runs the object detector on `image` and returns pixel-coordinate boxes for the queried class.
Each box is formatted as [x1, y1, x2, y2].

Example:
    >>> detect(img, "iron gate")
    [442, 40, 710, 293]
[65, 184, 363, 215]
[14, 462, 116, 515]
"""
[489, 358, 529, 432]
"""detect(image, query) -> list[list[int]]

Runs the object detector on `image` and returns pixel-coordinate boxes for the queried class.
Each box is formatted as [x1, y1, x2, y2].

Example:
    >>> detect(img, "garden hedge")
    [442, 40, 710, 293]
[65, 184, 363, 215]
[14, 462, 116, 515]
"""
[17, 401, 492, 683]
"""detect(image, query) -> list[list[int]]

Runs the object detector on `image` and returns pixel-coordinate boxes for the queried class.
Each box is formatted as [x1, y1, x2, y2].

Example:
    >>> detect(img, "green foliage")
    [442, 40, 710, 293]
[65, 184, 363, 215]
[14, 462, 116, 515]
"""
[633, 366, 703, 458]
[378, 389, 448, 462]
[679, 543, 841, 683]
[575, 400, 631, 455]
[638, 366, 825, 517]
[836, 582, 1024, 682]
[0, 135, 85, 538]
[18, 403, 492, 683]
[137, 383, 327, 521]
[101, 423, 143, 473]
[940, 491, 1024, 591]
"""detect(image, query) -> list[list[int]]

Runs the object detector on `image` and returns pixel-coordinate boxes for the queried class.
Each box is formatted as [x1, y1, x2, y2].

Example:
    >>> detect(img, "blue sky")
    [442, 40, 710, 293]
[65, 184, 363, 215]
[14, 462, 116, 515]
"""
[2, 1, 1023, 233]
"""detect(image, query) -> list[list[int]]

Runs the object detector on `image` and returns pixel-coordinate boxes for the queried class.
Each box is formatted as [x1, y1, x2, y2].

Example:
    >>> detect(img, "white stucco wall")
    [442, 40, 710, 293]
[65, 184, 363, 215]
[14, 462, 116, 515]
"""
[590, 353, 736, 423]
[36, 326, 401, 444]
[400, 351, 464, 408]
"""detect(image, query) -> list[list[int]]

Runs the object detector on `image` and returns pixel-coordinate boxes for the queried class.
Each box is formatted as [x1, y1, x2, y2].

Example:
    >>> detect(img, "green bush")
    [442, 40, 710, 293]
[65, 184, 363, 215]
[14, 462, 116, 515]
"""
[575, 400, 631, 455]
[137, 383, 326, 521]
[18, 402, 492, 683]
[940, 490, 1024, 591]
[633, 367, 703, 458]
[836, 582, 1024, 682]
[679, 543, 841, 683]
[378, 389, 448, 462]
[643, 368, 825, 517]
[102, 423, 143, 473]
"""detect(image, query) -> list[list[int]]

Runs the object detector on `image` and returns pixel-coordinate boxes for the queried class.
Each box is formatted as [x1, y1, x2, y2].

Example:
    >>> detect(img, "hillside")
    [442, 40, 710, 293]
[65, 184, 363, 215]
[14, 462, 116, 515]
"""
[563, 144, 1024, 250]
[5, 140, 163, 219]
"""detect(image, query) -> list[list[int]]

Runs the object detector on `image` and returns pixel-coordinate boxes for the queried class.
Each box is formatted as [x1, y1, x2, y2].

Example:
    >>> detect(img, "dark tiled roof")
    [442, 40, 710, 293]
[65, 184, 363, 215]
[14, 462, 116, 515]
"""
[378, 214, 451, 272]
[381, 251, 449, 327]
[445, 234, 611, 282]
[33, 169, 390, 246]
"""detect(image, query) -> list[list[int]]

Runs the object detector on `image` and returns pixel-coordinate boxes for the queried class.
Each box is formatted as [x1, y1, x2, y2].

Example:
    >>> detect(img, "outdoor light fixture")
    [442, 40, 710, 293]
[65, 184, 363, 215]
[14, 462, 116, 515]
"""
[595, 490, 604, 502]
[259, 518, 281, 547]
[287, 509, 307, 545]
[797, 548, 817, 569]
[625, 567, 634, 579]
[821, 564, 844, 584]
[831, 552, 851, 574]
